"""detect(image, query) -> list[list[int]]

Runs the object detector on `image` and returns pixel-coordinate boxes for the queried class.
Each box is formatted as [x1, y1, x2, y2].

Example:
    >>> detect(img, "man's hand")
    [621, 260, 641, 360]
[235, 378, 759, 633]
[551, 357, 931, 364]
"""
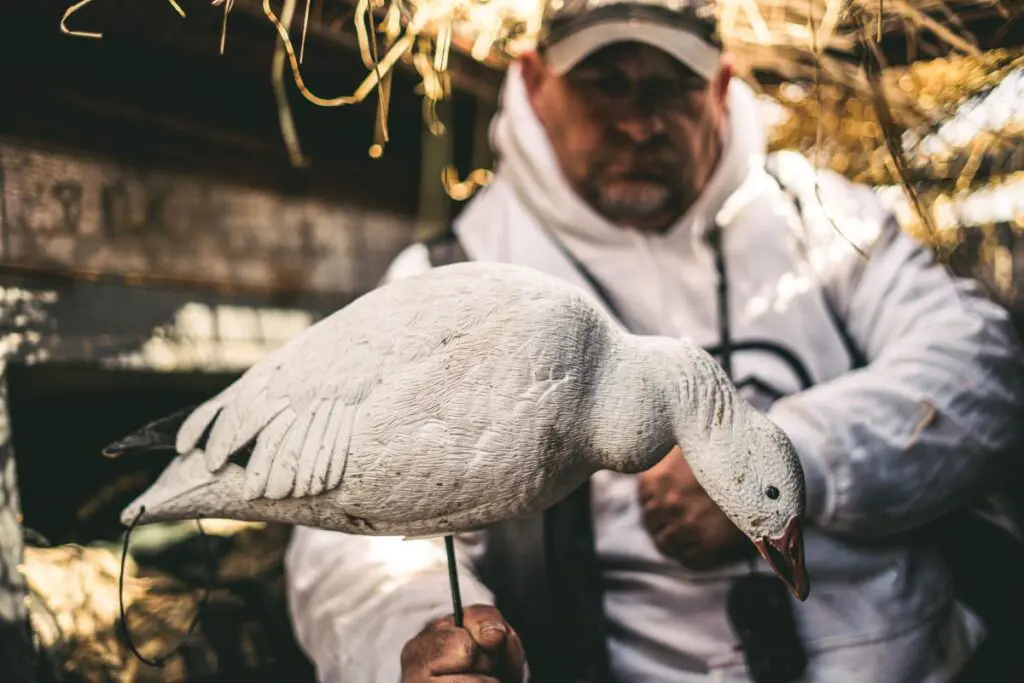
[637, 446, 754, 570]
[400, 604, 526, 682]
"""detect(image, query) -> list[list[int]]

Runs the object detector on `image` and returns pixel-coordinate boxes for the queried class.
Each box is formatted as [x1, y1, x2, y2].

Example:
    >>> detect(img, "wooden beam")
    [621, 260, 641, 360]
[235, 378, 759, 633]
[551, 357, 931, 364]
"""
[0, 138, 414, 301]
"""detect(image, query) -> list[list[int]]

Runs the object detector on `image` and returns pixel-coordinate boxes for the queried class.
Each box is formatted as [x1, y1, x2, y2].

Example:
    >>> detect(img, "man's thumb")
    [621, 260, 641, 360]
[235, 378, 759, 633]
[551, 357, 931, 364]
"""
[468, 620, 508, 651]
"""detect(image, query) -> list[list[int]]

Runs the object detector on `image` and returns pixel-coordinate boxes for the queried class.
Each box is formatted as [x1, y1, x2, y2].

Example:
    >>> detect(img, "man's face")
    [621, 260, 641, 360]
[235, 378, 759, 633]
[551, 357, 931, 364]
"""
[521, 42, 731, 233]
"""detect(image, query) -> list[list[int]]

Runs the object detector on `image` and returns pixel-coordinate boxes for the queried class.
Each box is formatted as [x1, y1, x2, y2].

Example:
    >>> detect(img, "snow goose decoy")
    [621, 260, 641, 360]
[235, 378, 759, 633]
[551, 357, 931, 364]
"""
[105, 261, 810, 600]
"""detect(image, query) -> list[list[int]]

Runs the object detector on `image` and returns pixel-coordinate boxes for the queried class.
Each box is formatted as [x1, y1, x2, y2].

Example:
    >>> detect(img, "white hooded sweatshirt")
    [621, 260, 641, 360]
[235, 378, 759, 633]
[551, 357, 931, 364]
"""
[285, 64, 1024, 683]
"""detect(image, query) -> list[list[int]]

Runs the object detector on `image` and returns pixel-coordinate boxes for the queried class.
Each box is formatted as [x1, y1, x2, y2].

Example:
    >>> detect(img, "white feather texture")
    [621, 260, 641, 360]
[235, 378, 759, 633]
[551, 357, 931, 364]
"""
[118, 261, 806, 543]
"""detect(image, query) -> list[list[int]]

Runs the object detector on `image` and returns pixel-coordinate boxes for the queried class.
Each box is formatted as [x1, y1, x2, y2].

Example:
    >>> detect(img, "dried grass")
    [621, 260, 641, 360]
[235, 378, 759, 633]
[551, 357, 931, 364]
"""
[22, 522, 294, 683]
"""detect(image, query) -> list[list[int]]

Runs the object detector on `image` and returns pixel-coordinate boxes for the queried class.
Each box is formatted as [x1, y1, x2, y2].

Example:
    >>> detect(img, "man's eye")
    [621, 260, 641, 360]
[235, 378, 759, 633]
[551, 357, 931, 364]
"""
[575, 73, 630, 98]
[645, 79, 703, 104]
[675, 78, 707, 93]
[596, 76, 630, 97]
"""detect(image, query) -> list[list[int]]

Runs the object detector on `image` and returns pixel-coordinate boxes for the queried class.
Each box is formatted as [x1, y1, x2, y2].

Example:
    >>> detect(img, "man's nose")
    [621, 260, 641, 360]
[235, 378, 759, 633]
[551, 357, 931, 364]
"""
[613, 111, 665, 144]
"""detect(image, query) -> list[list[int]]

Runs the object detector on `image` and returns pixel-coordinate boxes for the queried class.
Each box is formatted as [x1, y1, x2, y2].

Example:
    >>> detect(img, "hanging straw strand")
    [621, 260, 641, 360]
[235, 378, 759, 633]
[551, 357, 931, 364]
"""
[60, 0, 103, 39]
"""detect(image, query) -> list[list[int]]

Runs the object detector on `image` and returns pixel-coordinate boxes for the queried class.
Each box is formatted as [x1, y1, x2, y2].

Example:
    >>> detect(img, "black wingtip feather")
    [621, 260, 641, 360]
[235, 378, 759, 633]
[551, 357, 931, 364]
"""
[102, 405, 199, 459]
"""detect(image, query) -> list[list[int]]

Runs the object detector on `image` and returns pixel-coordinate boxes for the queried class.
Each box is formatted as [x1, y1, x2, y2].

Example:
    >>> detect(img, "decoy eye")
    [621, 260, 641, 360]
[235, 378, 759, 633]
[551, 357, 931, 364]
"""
[765, 485, 780, 500]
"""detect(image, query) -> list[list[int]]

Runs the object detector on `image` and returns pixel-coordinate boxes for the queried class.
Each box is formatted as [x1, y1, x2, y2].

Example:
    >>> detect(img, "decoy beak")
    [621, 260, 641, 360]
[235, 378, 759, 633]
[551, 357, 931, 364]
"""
[753, 516, 809, 601]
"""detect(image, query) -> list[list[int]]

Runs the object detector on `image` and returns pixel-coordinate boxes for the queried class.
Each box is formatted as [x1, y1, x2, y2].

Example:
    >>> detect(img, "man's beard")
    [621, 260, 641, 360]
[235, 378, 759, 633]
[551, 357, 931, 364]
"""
[591, 176, 681, 227]
[581, 148, 689, 231]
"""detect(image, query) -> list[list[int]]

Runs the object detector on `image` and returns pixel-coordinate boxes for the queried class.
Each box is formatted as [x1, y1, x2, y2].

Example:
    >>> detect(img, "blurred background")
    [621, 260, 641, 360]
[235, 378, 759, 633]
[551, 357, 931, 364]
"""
[0, 1, 1019, 681]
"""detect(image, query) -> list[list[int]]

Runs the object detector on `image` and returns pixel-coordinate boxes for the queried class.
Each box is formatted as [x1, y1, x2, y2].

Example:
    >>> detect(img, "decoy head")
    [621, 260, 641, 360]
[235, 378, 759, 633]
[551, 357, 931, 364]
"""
[685, 406, 810, 601]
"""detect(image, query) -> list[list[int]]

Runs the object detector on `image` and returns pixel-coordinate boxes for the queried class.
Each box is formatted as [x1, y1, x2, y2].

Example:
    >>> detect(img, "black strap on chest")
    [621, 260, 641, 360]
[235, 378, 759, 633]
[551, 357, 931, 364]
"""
[425, 232, 469, 268]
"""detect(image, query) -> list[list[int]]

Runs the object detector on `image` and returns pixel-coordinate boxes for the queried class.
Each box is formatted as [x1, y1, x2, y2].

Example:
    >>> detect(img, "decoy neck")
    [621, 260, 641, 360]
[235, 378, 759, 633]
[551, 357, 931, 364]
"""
[587, 335, 746, 476]
[589, 334, 810, 601]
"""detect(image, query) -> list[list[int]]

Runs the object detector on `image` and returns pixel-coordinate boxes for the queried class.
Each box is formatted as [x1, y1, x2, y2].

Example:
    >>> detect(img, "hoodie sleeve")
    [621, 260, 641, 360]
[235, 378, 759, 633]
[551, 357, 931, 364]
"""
[764, 160, 1024, 538]
[285, 528, 495, 683]
[283, 243, 498, 683]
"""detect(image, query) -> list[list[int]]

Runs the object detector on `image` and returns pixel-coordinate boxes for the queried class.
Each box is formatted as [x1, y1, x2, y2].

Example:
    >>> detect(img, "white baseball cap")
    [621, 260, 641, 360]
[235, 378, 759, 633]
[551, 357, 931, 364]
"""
[537, 0, 723, 81]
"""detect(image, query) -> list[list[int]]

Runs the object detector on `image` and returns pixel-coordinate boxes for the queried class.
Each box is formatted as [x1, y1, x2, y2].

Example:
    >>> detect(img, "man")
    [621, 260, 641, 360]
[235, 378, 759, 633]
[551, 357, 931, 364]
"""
[284, 1, 1024, 681]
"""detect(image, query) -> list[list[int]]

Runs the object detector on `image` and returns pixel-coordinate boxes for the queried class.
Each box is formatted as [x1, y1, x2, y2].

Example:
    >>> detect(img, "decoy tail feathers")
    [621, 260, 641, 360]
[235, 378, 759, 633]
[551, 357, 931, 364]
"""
[103, 405, 198, 459]
[120, 449, 244, 527]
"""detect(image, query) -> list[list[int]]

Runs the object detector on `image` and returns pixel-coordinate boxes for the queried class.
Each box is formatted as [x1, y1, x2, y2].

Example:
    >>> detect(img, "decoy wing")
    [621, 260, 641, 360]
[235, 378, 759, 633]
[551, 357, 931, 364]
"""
[168, 262, 602, 505]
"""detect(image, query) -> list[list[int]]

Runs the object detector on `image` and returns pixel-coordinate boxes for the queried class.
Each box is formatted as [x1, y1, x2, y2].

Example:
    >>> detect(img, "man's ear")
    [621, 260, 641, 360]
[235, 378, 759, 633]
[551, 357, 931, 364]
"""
[713, 57, 735, 113]
[518, 51, 549, 102]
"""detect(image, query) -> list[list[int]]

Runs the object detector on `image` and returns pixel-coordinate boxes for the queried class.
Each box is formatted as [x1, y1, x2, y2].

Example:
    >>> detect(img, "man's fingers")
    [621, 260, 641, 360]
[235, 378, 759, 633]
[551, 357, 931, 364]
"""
[500, 624, 526, 679]
[464, 610, 512, 651]
[637, 446, 692, 500]
[637, 445, 679, 479]
[462, 604, 506, 622]
[466, 606, 525, 681]
[425, 605, 506, 636]
[641, 495, 687, 532]
[400, 625, 476, 675]
[401, 604, 522, 681]
[655, 525, 688, 553]
[653, 445, 683, 470]
[466, 618, 508, 652]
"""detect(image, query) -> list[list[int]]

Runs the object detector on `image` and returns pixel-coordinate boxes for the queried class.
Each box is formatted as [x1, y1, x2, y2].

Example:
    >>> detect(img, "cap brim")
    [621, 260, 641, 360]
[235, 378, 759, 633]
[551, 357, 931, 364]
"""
[544, 20, 721, 81]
